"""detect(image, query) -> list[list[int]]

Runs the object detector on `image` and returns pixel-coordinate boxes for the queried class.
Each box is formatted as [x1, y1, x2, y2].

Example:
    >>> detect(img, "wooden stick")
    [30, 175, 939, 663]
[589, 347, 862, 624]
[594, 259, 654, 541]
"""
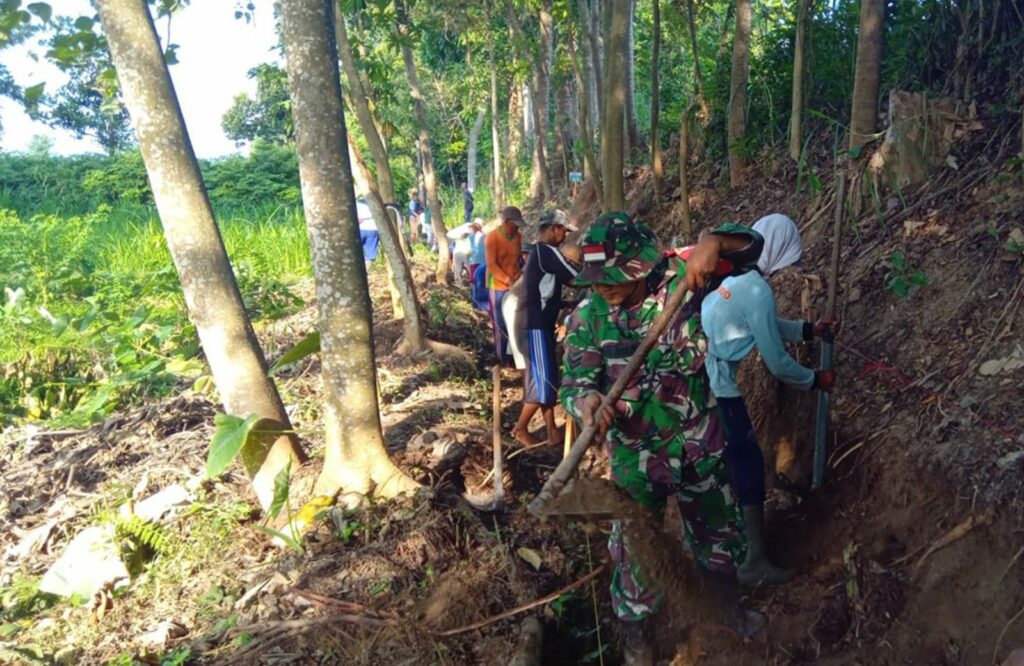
[492, 364, 505, 507]
[433, 564, 606, 636]
[562, 418, 574, 460]
[528, 280, 691, 516]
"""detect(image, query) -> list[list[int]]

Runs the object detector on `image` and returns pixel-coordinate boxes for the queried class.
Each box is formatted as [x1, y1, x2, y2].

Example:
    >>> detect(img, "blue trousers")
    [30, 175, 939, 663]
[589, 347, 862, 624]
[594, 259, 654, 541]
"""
[717, 395, 765, 506]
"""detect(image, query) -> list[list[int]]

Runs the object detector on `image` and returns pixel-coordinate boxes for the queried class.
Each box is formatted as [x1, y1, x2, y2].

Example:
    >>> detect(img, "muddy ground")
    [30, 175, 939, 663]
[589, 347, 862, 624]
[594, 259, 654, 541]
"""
[2, 126, 1024, 665]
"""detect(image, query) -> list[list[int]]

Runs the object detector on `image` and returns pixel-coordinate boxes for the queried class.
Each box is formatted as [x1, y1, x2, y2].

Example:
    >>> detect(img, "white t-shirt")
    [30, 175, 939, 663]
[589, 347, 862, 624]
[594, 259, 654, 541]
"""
[357, 200, 375, 231]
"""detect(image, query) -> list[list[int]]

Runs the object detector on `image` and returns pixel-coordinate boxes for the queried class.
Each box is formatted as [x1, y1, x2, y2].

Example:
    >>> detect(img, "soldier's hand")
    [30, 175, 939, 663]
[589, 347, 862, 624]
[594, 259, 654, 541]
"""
[579, 393, 614, 436]
[684, 236, 723, 290]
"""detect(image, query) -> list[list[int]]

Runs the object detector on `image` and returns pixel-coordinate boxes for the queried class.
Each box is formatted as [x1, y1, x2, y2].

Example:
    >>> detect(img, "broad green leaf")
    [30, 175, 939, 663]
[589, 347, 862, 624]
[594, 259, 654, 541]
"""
[206, 413, 260, 477]
[72, 15, 92, 31]
[267, 459, 292, 520]
[23, 82, 44, 106]
[0, 622, 21, 638]
[26, 2, 49, 22]
[269, 331, 320, 375]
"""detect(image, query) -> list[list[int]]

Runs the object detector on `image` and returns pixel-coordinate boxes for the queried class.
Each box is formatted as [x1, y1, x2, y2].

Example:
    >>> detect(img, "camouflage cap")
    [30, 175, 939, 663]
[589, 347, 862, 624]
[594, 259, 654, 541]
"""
[575, 212, 661, 286]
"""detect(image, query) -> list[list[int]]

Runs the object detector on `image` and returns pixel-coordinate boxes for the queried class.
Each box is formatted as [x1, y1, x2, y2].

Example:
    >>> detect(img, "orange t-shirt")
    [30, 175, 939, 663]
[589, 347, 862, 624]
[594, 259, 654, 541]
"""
[485, 228, 522, 291]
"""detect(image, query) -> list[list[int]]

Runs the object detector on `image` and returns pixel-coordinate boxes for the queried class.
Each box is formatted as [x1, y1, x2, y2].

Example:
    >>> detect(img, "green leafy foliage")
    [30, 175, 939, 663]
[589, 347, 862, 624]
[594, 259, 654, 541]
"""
[206, 413, 261, 477]
[885, 251, 930, 300]
[269, 331, 320, 375]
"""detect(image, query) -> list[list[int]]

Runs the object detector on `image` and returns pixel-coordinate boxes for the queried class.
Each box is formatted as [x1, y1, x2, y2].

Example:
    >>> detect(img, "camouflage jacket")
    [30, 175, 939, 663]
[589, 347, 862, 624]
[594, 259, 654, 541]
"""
[560, 226, 761, 457]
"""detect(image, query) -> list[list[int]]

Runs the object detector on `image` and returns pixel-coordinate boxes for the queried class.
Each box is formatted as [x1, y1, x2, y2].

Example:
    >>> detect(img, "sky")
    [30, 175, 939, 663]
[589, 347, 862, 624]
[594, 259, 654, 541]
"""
[0, 0, 281, 158]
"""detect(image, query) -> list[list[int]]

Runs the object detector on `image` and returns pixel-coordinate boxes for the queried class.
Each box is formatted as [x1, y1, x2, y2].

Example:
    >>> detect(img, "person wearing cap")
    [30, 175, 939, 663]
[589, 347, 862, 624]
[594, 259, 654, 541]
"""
[560, 212, 766, 662]
[485, 206, 525, 366]
[511, 209, 581, 447]
[700, 213, 837, 586]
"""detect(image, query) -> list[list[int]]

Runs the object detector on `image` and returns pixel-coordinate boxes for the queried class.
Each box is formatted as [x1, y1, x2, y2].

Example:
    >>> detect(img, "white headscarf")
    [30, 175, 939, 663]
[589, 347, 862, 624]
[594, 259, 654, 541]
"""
[752, 214, 803, 276]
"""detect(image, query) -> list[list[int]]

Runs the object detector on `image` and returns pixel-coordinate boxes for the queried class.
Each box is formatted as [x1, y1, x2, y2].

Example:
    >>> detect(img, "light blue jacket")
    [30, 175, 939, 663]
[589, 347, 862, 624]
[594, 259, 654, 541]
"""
[469, 231, 486, 264]
[700, 271, 814, 398]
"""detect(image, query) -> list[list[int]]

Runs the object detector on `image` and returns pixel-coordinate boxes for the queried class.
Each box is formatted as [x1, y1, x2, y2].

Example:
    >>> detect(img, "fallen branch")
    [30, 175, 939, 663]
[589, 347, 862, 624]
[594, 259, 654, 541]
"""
[290, 587, 398, 619]
[993, 604, 1024, 666]
[433, 564, 607, 636]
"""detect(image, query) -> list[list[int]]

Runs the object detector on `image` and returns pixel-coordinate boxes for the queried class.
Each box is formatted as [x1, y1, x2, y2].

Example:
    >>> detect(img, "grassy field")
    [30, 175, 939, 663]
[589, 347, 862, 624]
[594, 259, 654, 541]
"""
[0, 203, 312, 428]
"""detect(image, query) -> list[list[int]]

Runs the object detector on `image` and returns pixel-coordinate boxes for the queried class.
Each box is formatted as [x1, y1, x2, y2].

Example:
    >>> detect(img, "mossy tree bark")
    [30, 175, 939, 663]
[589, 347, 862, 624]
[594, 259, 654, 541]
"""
[95, 0, 305, 512]
[279, 0, 419, 498]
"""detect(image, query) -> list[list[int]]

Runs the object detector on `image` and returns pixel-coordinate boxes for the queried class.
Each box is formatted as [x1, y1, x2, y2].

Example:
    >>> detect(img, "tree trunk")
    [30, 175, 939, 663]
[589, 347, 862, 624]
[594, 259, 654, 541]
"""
[348, 137, 425, 354]
[601, 0, 628, 211]
[581, 0, 604, 135]
[335, 14, 395, 203]
[397, 0, 451, 283]
[569, 23, 598, 201]
[578, 0, 600, 144]
[96, 0, 304, 512]
[507, 80, 523, 179]
[849, 0, 884, 152]
[505, 0, 552, 202]
[624, 0, 640, 157]
[467, 107, 485, 193]
[279, 0, 418, 498]
[486, 22, 505, 209]
[568, 21, 603, 203]
[650, 0, 663, 195]
[679, 104, 693, 239]
[685, 0, 710, 125]
[789, 0, 811, 162]
[727, 0, 752, 187]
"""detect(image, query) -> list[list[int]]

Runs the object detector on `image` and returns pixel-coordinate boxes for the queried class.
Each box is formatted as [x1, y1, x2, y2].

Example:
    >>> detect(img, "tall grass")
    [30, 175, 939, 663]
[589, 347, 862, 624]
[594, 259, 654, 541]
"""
[0, 202, 311, 426]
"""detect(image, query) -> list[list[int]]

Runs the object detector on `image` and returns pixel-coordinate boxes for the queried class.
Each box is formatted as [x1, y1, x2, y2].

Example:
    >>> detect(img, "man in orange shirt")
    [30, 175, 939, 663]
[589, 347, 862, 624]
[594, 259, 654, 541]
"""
[485, 206, 525, 366]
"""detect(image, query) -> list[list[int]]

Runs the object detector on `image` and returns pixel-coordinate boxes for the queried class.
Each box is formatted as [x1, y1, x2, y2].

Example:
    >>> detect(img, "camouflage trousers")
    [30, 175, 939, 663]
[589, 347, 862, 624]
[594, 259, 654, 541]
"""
[607, 437, 747, 622]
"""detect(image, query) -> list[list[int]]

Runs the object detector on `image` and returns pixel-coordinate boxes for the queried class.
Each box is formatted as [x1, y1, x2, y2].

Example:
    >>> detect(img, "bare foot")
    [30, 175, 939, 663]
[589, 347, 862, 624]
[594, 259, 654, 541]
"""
[512, 427, 543, 447]
[546, 427, 564, 447]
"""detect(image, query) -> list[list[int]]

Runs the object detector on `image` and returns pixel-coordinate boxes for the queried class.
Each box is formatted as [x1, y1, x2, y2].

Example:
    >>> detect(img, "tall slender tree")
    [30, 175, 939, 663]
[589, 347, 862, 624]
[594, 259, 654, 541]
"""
[685, 0, 710, 125]
[279, 0, 418, 498]
[568, 20, 602, 201]
[396, 0, 451, 283]
[601, 0, 629, 210]
[486, 12, 505, 209]
[624, 0, 640, 156]
[727, 0, 752, 187]
[789, 0, 811, 161]
[650, 0, 663, 194]
[95, 0, 304, 512]
[849, 0, 885, 151]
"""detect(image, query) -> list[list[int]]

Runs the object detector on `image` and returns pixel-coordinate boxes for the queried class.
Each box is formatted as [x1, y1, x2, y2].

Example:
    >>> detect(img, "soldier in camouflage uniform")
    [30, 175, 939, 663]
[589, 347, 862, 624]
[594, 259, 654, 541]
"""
[560, 212, 764, 662]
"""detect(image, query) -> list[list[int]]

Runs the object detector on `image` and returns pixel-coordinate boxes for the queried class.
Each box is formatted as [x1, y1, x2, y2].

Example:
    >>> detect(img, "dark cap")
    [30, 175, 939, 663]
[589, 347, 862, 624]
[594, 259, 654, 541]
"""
[499, 205, 525, 226]
[538, 208, 578, 231]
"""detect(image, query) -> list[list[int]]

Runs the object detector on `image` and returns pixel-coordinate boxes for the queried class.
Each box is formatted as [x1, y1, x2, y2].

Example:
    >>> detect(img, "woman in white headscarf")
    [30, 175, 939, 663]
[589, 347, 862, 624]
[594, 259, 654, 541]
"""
[700, 213, 837, 586]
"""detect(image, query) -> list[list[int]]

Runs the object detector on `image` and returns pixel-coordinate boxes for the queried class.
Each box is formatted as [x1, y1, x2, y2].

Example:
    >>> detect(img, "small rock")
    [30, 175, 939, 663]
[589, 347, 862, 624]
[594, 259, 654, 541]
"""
[139, 619, 188, 648]
[39, 526, 129, 598]
[431, 440, 466, 465]
[996, 450, 1024, 471]
[1002, 649, 1024, 666]
[847, 287, 861, 303]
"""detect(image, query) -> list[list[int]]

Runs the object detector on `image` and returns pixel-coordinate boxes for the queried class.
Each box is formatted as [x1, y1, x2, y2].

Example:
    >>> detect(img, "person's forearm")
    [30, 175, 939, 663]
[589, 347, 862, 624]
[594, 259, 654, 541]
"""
[703, 232, 752, 255]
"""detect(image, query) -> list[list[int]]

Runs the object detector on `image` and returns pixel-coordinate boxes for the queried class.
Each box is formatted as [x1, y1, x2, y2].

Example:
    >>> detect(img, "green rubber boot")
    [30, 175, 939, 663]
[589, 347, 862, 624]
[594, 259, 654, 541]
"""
[737, 504, 793, 586]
